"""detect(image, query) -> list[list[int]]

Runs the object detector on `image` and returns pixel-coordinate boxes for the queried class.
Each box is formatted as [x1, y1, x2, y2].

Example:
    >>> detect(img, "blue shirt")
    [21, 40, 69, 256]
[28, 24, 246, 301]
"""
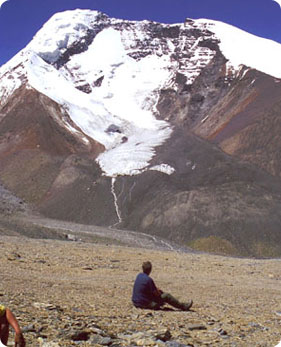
[132, 272, 157, 307]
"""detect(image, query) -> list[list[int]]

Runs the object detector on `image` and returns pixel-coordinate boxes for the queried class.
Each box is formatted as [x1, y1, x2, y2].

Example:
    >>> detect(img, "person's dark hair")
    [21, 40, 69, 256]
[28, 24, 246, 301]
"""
[142, 261, 152, 274]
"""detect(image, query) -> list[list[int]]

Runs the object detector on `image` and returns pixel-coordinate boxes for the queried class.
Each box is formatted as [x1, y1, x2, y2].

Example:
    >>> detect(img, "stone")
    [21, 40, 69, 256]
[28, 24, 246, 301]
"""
[187, 324, 207, 331]
[70, 330, 91, 341]
[165, 342, 191, 347]
[22, 323, 36, 333]
[156, 329, 172, 342]
[38, 338, 60, 347]
[218, 328, 227, 336]
[100, 336, 113, 345]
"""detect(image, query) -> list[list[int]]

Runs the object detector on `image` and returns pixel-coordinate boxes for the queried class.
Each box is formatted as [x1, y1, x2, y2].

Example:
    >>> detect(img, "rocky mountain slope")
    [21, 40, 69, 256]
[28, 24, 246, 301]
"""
[1, 10, 281, 257]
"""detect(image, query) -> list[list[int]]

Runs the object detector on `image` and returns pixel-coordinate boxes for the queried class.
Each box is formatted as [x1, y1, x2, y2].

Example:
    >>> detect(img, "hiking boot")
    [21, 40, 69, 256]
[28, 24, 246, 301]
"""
[181, 300, 193, 311]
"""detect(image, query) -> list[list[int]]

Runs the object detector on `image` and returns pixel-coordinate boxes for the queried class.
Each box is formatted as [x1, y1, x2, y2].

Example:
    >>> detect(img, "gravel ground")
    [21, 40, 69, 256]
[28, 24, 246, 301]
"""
[0, 234, 281, 346]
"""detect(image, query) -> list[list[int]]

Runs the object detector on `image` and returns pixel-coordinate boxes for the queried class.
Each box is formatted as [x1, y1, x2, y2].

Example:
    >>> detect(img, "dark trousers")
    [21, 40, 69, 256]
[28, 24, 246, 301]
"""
[146, 292, 184, 310]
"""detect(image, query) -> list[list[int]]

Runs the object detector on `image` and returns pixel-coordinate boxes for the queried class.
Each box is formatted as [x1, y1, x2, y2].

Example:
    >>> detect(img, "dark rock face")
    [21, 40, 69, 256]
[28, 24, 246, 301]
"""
[76, 83, 92, 93]
[38, 160, 118, 226]
[156, 44, 281, 180]
[157, 50, 229, 126]
[116, 129, 281, 257]
[190, 70, 281, 178]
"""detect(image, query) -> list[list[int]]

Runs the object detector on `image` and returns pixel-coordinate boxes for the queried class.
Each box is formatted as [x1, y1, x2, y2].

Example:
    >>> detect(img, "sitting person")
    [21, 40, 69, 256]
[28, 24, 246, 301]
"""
[0, 304, 25, 346]
[132, 261, 193, 311]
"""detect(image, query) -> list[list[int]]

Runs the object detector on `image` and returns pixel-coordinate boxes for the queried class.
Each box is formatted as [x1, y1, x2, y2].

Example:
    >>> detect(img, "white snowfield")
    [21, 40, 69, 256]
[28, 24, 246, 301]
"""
[1, 9, 281, 177]
[195, 19, 281, 79]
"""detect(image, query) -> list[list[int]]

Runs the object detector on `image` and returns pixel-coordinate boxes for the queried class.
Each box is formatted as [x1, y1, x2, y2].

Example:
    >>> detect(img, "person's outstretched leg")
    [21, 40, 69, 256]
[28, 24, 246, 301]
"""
[146, 301, 162, 310]
[160, 292, 193, 311]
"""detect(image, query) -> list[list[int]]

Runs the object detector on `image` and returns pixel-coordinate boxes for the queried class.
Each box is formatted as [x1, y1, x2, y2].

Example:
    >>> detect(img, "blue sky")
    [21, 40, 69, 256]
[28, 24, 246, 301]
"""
[0, 0, 281, 66]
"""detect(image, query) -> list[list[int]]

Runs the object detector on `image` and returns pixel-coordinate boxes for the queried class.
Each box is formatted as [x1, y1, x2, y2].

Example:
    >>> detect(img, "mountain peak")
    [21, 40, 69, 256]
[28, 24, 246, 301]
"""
[26, 9, 109, 66]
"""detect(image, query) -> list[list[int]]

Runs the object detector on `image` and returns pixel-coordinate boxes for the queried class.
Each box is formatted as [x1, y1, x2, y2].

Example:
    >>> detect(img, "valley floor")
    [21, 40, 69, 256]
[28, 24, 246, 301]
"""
[0, 235, 281, 346]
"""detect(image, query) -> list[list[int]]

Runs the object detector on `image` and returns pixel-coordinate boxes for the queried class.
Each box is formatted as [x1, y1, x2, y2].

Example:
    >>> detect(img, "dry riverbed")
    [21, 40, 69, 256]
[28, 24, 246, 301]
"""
[0, 235, 281, 346]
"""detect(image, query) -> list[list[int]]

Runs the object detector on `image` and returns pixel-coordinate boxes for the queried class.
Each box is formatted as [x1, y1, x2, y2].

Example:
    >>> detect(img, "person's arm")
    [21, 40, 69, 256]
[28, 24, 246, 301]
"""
[5, 309, 25, 347]
[152, 287, 163, 297]
[149, 277, 163, 297]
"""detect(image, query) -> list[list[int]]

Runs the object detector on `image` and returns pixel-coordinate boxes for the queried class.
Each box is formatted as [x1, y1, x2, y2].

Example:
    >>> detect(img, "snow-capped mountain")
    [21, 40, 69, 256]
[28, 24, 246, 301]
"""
[2, 9, 281, 177]
[1, 9, 281, 257]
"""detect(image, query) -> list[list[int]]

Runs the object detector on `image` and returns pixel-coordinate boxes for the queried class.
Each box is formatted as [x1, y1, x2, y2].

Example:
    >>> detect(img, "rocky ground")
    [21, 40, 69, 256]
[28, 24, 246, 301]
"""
[0, 233, 281, 347]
